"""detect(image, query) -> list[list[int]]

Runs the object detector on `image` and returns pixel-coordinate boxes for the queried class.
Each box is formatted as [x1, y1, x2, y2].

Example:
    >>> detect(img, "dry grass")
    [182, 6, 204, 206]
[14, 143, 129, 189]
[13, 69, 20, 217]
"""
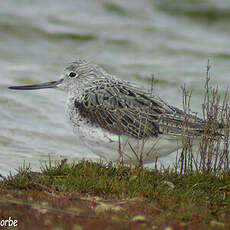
[178, 60, 230, 174]
[122, 60, 230, 173]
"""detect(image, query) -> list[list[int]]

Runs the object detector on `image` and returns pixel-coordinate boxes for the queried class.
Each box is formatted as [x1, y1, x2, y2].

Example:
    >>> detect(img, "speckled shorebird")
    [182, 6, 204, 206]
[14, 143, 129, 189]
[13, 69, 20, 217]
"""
[9, 59, 208, 164]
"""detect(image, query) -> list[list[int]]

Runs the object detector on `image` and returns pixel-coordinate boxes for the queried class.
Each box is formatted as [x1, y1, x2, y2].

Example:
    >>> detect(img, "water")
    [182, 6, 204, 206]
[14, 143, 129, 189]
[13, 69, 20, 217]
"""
[1, 0, 230, 176]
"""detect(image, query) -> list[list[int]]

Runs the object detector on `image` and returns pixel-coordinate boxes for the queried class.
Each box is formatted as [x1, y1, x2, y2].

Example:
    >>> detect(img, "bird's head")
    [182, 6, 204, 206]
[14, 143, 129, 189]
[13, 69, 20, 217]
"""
[9, 59, 104, 93]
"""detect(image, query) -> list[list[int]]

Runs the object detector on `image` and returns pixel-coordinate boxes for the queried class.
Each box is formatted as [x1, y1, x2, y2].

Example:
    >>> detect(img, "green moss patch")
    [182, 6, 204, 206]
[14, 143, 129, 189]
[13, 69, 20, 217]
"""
[0, 160, 229, 230]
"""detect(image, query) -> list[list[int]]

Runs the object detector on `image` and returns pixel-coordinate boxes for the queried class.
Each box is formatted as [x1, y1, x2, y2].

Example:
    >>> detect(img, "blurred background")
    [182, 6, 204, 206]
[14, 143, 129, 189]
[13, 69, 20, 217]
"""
[1, 0, 230, 176]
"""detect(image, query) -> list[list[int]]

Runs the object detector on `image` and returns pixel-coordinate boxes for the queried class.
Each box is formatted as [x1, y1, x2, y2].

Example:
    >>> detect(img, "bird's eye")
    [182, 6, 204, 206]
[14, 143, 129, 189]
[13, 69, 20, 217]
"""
[69, 72, 76, 78]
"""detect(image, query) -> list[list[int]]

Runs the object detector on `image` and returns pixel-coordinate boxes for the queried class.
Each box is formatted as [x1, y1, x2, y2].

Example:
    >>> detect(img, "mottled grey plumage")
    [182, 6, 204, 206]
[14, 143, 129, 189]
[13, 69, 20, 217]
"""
[74, 74, 204, 138]
[65, 60, 204, 138]
[9, 59, 209, 164]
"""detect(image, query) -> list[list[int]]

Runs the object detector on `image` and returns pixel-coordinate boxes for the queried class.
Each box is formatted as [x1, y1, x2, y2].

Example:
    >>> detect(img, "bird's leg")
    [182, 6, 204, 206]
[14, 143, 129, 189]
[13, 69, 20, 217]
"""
[118, 135, 124, 165]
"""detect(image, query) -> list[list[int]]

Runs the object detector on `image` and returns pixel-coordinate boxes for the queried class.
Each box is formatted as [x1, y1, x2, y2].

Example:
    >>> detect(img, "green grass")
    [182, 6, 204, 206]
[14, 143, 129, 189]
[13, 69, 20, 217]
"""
[0, 160, 229, 230]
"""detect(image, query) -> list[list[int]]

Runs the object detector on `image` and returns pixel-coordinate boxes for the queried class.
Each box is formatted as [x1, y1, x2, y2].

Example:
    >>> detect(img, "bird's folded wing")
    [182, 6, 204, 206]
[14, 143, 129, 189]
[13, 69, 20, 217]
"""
[74, 83, 205, 138]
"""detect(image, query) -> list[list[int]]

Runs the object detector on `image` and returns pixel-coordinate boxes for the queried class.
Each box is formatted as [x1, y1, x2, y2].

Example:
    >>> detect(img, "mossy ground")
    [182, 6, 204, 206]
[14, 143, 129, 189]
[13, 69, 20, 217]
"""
[0, 160, 229, 230]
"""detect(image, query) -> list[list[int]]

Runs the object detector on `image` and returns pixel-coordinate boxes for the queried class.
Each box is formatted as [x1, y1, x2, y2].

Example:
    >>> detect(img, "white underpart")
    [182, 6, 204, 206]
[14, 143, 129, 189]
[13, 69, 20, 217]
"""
[66, 94, 199, 164]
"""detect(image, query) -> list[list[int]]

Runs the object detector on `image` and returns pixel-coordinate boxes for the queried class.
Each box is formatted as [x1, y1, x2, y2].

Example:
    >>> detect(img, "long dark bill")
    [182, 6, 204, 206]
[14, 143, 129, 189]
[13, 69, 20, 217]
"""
[8, 79, 63, 90]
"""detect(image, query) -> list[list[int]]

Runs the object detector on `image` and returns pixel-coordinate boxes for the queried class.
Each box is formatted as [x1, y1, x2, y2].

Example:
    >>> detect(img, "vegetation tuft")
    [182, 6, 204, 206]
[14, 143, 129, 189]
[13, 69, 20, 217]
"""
[0, 159, 229, 230]
[177, 60, 230, 174]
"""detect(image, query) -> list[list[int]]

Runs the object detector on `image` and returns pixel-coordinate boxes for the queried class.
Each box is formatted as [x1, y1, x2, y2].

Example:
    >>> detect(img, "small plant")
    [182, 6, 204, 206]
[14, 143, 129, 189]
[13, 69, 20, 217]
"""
[179, 59, 230, 173]
[120, 60, 230, 173]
